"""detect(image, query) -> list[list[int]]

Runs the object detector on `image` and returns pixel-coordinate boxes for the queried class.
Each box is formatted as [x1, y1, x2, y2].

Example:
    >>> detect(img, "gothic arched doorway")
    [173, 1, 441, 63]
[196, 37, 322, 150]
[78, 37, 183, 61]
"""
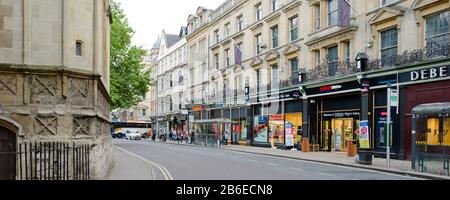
[0, 126, 16, 180]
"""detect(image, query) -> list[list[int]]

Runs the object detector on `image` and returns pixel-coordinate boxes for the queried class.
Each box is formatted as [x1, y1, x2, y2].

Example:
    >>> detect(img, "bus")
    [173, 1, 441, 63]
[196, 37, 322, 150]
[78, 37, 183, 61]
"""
[111, 121, 152, 139]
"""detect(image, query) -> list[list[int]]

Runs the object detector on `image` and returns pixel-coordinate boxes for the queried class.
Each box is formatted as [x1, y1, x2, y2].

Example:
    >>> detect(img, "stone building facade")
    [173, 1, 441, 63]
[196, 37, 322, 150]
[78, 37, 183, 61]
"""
[180, 0, 450, 160]
[0, 0, 112, 179]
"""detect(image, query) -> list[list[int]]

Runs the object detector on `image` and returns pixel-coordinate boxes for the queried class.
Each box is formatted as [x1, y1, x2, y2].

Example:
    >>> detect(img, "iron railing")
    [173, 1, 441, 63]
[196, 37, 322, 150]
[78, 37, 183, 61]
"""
[9, 142, 91, 180]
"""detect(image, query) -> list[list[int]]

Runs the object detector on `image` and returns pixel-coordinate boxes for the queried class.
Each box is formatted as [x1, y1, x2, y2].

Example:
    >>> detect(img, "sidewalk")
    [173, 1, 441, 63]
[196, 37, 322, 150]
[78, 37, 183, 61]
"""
[107, 147, 156, 180]
[157, 139, 450, 180]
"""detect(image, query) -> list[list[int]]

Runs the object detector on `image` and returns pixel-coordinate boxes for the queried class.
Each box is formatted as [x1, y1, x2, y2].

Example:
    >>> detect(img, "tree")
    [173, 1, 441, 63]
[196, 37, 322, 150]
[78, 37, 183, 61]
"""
[110, 1, 151, 110]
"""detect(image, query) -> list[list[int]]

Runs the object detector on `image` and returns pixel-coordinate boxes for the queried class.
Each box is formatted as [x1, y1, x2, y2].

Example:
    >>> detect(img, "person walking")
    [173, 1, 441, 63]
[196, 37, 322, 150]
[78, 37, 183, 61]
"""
[190, 130, 195, 144]
[327, 128, 333, 152]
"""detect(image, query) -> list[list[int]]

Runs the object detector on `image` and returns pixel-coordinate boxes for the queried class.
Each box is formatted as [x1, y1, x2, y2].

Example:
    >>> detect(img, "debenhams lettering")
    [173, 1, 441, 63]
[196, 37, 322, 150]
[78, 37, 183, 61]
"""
[411, 66, 448, 81]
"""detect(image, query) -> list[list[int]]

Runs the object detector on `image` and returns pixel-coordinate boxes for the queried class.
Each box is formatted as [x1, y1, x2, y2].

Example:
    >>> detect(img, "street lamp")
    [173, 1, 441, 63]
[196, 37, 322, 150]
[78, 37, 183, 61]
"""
[356, 52, 369, 72]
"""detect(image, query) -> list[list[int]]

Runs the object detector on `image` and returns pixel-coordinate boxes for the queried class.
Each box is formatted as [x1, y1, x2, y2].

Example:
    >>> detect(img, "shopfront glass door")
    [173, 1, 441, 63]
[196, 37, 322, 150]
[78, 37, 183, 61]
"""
[323, 119, 356, 152]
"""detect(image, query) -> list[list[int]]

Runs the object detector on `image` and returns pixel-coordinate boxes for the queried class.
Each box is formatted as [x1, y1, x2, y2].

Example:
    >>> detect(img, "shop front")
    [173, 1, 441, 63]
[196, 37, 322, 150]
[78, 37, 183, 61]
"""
[251, 90, 303, 148]
[230, 107, 248, 145]
[306, 80, 362, 153]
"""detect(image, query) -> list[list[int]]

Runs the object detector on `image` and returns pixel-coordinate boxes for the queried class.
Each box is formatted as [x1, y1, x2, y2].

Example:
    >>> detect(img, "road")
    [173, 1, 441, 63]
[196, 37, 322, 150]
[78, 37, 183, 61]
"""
[112, 140, 420, 180]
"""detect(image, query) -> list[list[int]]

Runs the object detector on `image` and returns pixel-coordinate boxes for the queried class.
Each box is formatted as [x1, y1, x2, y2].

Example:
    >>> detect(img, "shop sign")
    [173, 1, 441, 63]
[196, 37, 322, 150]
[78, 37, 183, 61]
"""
[399, 66, 449, 82]
[258, 91, 302, 102]
[269, 114, 284, 121]
[359, 121, 370, 149]
[361, 79, 370, 91]
[285, 123, 294, 147]
[258, 116, 268, 124]
[192, 106, 205, 112]
[389, 89, 399, 107]
[323, 112, 360, 118]
[320, 85, 342, 93]
[410, 66, 448, 81]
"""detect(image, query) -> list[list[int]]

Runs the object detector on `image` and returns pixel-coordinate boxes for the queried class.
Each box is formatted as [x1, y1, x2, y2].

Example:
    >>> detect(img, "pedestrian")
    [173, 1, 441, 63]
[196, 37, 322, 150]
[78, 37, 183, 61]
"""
[190, 130, 195, 144]
[327, 128, 333, 152]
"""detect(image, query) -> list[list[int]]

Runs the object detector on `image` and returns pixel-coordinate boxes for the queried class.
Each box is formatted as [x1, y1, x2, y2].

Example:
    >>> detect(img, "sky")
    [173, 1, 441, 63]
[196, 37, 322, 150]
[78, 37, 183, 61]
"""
[116, 0, 225, 49]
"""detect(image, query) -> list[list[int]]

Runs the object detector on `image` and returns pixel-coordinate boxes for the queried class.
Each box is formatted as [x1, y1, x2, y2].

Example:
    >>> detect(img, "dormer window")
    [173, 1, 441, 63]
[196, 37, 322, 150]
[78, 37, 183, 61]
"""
[76, 41, 83, 56]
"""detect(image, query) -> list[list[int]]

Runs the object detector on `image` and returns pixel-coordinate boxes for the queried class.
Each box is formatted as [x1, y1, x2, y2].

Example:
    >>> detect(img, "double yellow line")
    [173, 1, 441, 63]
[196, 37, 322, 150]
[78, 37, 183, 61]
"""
[114, 146, 174, 180]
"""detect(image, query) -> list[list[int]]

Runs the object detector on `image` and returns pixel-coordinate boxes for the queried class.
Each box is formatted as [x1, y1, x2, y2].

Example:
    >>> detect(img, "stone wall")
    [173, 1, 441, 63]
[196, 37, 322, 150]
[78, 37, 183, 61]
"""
[0, 65, 112, 180]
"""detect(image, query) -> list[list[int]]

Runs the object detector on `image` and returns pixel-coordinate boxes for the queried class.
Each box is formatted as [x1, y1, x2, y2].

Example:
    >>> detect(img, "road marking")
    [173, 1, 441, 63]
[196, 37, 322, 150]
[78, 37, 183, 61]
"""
[149, 141, 423, 180]
[318, 172, 337, 178]
[291, 168, 304, 171]
[114, 146, 174, 180]
[267, 162, 279, 167]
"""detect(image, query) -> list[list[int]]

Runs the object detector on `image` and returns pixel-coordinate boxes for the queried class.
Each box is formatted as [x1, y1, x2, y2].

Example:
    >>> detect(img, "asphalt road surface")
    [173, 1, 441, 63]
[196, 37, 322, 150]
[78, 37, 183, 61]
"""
[113, 140, 419, 180]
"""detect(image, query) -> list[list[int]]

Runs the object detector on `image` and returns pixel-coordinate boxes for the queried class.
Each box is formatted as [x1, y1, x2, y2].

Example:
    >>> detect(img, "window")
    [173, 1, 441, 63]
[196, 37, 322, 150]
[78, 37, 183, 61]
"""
[256, 34, 262, 55]
[271, 25, 279, 49]
[170, 74, 173, 88]
[169, 97, 173, 112]
[214, 30, 220, 43]
[190, 68, 195, 85]
[381, 0, 398, 6]
[315, 5, 321, 30]
[256, 69, 261, 94]
[237, 15, 244, 32]
[327, 46, 339, 76]
[76, 41, 82, 56]
[225, 49, 231, 67]
[142, 109, 147, 117]
[179, 93, 182, 110]
[214, 53, 219, 69]
[290, 58, 299, 84]
[271, 65, 279, 90]
[345, 41, 351, 63]
[380, 27, 398, 59]
[256, 3, 263, 21]
[425, 11, 449, 47]
[225, 23, 231, 37]
[328, 0, 338, 26]
[290, 16, 298, 41]
[315, 51, 321, 66]
[272, 0, 279, 12]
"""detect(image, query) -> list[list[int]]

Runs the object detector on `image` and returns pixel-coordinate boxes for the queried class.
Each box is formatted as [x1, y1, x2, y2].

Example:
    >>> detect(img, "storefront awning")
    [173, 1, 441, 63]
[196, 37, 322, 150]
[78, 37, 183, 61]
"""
[413, 103, 450, 115]
[193, 119, 239, 125]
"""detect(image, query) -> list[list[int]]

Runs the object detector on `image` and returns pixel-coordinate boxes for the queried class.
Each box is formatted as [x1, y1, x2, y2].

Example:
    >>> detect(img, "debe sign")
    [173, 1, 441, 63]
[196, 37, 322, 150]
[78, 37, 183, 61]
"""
[411, 66, 448, 81]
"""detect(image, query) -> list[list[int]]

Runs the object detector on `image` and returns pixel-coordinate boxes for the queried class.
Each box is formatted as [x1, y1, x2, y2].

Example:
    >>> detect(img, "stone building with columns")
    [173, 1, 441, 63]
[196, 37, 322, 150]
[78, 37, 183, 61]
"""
[0, 0, 112, 180]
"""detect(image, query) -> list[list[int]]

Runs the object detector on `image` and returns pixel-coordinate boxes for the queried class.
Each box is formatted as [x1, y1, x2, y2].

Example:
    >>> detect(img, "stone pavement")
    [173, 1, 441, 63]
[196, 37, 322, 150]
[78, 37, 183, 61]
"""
[107, 147, 156, 180]
[155, 139, 450, 180]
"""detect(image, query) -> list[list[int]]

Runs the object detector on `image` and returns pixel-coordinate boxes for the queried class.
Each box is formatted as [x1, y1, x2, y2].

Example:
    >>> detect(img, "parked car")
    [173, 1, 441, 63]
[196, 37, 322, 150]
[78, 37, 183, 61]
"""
[127, 131, 142, 140]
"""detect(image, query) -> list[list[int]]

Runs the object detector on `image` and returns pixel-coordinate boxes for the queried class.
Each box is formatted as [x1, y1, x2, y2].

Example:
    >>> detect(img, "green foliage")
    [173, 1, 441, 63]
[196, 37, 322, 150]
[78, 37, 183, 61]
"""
[110, 0, 151, 110]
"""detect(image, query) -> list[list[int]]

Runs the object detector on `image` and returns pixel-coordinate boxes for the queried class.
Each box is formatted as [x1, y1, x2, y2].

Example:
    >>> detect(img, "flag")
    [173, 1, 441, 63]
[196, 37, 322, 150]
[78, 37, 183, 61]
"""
[337, 0, 351, 27]
[234, 42, 242, 66]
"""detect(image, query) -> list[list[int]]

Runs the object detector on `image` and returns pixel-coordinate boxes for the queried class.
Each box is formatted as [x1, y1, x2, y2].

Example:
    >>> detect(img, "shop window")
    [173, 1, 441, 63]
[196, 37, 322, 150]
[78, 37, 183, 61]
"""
[271, 65, 279, 91]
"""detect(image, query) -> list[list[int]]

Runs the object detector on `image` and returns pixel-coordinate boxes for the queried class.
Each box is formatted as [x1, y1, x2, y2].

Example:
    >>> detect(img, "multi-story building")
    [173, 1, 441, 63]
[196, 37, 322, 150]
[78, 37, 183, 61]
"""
[149, 39, 161, 128]
[182, 0, 450, 161]
[156, 30, 188, 134]
[185, 7, 215, 131]
[0, 0, 112, 179]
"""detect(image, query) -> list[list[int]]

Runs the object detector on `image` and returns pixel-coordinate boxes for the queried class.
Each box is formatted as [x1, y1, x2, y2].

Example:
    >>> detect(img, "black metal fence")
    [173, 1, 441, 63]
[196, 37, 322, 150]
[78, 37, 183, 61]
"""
[16, 142, 91, 180]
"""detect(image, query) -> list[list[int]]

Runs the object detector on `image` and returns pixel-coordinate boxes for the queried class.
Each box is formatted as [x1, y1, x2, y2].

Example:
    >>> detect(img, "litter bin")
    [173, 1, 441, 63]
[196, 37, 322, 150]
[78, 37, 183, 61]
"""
[357, 149, 373, 165]
[301, 138, 310, 152]
[347, 140, 357, 157]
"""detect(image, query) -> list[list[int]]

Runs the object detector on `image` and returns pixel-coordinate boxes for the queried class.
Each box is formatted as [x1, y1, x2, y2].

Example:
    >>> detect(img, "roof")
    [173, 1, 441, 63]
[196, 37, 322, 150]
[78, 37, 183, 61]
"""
[151, 38, 161, 49]
[412, 103, 450, 115]
[166, 34, 181, 48]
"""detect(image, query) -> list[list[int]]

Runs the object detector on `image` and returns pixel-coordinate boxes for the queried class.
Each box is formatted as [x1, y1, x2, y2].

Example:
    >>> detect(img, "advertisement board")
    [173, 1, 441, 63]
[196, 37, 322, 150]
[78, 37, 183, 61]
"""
[359, 121, 370, 149]
[285, 123, 294, 147]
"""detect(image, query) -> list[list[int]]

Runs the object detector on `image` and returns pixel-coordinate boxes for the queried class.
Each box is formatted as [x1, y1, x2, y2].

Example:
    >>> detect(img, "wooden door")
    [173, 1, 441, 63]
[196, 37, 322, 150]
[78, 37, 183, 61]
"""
[0, 127, 16, 180]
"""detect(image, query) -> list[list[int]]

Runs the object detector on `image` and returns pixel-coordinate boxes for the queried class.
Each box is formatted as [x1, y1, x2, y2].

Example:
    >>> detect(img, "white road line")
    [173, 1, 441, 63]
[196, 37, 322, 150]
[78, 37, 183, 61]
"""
[318, 172, 337, 178]
[114, 146, 174, 180]
[267, 162, 279, 167]
[291, 168, 305, 171]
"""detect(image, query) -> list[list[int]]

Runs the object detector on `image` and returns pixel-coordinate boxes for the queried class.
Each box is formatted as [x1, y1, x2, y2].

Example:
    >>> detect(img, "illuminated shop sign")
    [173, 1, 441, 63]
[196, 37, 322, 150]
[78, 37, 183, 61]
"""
[320, 85, 342, 92]
[323, 112, 360, 118]
[399, 66, 450, 82]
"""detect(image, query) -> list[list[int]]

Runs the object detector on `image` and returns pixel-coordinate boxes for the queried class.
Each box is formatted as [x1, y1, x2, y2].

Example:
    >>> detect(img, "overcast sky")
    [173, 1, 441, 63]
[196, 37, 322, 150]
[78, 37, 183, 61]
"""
[116, 0, 225, 49]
